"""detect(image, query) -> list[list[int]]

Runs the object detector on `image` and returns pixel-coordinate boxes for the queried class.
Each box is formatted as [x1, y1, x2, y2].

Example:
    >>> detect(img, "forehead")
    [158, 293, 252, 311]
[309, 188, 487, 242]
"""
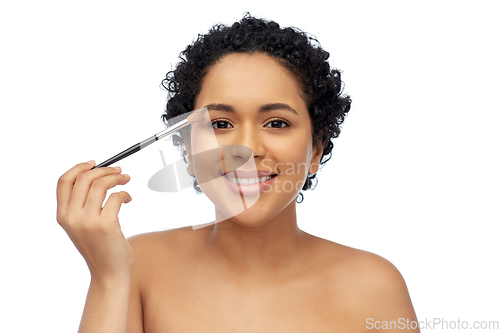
[195, 52, 307, 112]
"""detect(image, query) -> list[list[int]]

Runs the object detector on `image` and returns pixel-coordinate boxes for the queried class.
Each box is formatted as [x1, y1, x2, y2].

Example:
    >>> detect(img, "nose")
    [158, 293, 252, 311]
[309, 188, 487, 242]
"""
[228, 124, 265, 160]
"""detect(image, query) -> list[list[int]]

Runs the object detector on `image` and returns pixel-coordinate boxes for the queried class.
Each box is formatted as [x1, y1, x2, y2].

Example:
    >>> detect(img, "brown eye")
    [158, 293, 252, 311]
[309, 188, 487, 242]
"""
[211, 120, 233, 129]
[265, 119, 290, 128]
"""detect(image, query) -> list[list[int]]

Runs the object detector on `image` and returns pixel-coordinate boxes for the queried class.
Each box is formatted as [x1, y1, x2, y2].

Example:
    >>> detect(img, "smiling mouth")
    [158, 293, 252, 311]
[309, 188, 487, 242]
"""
[222, 173, 278, 185]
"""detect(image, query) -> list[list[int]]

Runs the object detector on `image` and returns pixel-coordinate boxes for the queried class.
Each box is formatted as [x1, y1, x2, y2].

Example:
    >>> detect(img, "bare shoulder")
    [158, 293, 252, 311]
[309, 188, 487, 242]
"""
[126, 226, 211, 271]
[311, 237, 419, 331]
[310, 236, 404, 279]
[332, 243, 407, 291]
[127, 227, 187, 250]
[127, 226, 201, 261]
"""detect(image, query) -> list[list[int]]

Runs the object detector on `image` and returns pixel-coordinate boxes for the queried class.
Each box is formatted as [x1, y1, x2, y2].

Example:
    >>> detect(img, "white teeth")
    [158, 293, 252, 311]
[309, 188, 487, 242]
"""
[226, 176, 273, 184]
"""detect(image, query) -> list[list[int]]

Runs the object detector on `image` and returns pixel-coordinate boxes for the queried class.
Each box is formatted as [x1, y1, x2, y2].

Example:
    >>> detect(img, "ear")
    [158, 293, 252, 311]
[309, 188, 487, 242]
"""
[308, 128, 327, 174]
[308, 142, 324, 175]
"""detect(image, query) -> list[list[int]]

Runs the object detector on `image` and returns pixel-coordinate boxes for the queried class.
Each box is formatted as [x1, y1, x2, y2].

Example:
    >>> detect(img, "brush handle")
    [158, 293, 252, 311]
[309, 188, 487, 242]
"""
[92, 135, 157, 169]
[91, 118, 190, 169]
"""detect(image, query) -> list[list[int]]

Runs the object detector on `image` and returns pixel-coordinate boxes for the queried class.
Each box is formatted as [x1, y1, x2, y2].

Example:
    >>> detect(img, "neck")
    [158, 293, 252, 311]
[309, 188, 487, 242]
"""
[203, 199, 310, 286]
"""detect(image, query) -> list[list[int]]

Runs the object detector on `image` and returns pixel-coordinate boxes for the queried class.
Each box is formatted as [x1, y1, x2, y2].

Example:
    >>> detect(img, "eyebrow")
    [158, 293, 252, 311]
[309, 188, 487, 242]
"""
[204, 103, 299, 115]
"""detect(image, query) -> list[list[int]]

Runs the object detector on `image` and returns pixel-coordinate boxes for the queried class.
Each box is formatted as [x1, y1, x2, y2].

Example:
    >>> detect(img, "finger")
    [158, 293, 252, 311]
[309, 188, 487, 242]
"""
[85, 173, 131, 215]
[68, 166, 123, 211]
[56, 160, 95, 219]
[101, 191, 133, 222]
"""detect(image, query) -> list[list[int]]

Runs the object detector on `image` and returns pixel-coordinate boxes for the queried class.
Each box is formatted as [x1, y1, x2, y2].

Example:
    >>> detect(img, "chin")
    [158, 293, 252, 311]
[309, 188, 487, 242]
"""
[215, 206, 266, 227]
[215, 195, 295, 228]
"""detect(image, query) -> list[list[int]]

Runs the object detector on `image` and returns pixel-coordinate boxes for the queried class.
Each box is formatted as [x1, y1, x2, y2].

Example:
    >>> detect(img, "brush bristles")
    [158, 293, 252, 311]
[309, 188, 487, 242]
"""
[186, 107, 208, 124]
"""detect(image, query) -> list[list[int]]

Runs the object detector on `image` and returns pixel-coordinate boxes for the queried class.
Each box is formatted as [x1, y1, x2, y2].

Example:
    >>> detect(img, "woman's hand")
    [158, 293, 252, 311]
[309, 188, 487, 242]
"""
[56, 160, 133, 282]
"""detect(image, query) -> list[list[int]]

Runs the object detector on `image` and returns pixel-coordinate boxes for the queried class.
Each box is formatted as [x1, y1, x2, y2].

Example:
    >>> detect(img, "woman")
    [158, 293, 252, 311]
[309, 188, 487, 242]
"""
[56, 15, 419, 332]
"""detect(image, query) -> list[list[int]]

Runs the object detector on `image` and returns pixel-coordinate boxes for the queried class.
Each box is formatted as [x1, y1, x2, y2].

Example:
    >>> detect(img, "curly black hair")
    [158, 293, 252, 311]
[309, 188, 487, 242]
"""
[161, 14, 351, 203]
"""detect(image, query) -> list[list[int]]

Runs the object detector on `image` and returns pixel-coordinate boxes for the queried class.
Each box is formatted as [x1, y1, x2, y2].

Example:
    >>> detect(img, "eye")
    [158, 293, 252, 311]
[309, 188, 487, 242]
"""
[265, 118, 290, 128]
[211, 119, 233, 129]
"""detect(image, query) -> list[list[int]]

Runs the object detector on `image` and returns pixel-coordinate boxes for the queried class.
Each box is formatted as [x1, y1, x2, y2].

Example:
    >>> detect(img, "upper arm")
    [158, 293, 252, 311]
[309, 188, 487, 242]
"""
[348, 251, 420, 332]
[127, 235, 145, 333]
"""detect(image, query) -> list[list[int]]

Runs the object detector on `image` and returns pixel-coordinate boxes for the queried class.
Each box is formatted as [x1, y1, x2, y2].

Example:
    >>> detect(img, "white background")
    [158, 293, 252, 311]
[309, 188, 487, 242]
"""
[1, 0, 499, 331]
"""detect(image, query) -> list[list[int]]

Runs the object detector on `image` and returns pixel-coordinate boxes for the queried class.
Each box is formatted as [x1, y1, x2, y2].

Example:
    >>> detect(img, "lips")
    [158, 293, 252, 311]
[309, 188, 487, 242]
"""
[222, 169, 277, 178]
[223, 173, 277, 185]
[221, 170, 278, 196]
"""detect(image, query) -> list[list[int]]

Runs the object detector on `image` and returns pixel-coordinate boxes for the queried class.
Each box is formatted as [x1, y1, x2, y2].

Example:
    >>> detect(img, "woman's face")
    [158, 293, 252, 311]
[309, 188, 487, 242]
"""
[189, 52, 323, 226]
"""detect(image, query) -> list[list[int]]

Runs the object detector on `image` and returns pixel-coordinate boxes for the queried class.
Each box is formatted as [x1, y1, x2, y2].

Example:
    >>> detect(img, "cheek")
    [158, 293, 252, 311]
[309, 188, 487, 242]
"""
[268, 132, 313, 176]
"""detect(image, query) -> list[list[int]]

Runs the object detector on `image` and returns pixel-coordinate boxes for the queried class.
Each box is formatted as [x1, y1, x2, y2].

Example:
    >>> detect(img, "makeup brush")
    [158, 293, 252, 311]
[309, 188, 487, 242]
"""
[91, 107, 207, 169]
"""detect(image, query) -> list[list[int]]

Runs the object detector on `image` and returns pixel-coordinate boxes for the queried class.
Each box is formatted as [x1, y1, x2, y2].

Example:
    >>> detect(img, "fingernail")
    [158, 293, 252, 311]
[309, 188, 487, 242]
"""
[113, 166, 121, 171]
[86, 160, 95, 165]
